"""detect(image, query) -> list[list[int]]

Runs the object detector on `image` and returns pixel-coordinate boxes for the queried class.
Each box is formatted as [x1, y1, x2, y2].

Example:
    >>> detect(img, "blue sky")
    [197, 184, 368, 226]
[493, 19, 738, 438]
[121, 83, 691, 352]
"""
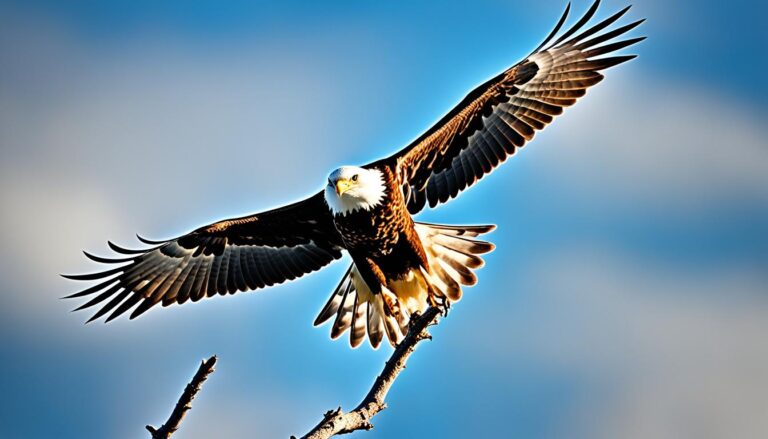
[1, 1, 767, 438]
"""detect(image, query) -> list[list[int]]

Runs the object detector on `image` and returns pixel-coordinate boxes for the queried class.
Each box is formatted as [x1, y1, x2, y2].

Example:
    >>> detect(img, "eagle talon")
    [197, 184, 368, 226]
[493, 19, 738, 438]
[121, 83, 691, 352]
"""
[438, 300, 450, 318]
[426, 292, 450, 317]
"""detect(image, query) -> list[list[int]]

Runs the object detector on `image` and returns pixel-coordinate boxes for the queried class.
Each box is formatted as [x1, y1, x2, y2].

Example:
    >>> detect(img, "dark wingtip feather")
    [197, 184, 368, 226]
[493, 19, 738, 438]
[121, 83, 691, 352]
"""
[61, 266, 124, 281]
[530, 2, 571, 55]
[563, 4, 635, 48]
[620, 4, 633, 14]
[129, 298, 155, 320]
[576, 18, 646, 51]
[108, 241, 146, 255]
[611, 5, 634, 22]
[584, 34, 645, 58]
[73, 303, 92, 312]
[548, 0, 601, 50]
[105, 294, 143, 323]
[62, 277, 120, 299]
[584, 54, 640, 71]
[83, 251, 135, 264]
[136, 234, 166, 245]
[72, 284, 123, 312]
[85, 312, 102, 324]
[611, 54, 638, 65]
[84, 290, 131, 323]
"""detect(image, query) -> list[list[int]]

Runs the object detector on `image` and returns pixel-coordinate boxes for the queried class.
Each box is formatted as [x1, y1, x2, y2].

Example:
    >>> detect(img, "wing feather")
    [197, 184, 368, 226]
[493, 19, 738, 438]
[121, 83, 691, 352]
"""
[64, 191, 345, 322]
[383, 1, 644, 213]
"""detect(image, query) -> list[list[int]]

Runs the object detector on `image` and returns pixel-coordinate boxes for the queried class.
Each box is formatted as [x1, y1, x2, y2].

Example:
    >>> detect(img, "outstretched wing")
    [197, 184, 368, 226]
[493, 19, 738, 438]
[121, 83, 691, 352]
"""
[388, 1, 644, 213]
[63, 191, 345, 322]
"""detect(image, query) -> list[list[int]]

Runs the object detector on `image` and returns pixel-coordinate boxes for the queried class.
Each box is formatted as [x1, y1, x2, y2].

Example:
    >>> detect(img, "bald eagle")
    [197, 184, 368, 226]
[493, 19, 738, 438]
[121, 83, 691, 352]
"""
[64, 1, 644, 348]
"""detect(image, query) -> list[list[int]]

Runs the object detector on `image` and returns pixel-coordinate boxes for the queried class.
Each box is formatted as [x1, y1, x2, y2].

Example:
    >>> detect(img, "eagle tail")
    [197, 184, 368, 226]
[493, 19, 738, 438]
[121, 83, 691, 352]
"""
[313, 264, 406, 349]
[314, 222, 495, 349]
[413, 222, 495, 303]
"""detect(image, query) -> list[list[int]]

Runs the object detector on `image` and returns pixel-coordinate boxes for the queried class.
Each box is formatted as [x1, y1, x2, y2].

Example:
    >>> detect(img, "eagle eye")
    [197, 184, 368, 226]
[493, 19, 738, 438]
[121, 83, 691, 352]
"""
[351, 174, 359, 182]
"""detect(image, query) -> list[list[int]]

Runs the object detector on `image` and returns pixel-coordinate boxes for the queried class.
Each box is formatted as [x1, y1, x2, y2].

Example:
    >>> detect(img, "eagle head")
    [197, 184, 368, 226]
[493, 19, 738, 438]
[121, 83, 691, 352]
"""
[324, 166, 386, 216]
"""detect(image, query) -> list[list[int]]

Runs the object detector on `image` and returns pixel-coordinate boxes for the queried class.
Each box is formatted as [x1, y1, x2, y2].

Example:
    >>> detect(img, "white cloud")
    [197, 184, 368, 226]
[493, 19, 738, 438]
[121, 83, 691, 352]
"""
[535, 71, 768, 209]
[0, 19, 386, 324]
[0, 169, 128, 308]
[462, 246, 768, 439]
[2, 4, 766, 439]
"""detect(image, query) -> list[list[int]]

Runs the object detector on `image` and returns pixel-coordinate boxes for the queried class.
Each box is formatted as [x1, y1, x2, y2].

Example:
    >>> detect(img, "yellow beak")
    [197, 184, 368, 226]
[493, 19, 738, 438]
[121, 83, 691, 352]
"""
[335, 179, 354, 196]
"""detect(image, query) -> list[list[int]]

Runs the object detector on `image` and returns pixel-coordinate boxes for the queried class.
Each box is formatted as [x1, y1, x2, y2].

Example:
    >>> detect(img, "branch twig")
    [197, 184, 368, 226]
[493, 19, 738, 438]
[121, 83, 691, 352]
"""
[296, 307, 441, 439]
[146, 355, 218, 439]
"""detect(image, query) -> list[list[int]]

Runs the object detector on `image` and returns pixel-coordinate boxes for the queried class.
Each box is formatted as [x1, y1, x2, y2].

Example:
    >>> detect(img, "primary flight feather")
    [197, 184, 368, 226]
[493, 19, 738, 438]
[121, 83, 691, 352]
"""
[64, 1, 644, 349]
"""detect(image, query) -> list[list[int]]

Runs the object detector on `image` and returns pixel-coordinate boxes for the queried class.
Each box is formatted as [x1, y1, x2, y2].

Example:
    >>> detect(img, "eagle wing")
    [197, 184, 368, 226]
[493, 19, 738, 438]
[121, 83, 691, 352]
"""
[63, 191, 345, 322]
[388, 1, 644, 213]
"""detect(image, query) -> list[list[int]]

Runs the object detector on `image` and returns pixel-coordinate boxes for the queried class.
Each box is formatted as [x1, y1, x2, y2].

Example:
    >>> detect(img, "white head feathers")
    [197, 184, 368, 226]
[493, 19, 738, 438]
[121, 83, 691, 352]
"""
[324, 166, 386, 216]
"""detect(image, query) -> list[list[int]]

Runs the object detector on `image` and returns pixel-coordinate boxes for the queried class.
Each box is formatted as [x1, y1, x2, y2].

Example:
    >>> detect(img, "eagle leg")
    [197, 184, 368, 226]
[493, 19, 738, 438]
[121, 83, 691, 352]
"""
[426, 283, 450, 317]
[381, 288, 402, 318]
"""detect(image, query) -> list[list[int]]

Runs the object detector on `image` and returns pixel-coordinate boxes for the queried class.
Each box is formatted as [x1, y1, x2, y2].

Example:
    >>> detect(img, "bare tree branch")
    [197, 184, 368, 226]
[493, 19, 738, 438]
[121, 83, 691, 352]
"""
[296, 307, 441, 439]
[146, 355, 218, 439]
[145, 307, 438, 438]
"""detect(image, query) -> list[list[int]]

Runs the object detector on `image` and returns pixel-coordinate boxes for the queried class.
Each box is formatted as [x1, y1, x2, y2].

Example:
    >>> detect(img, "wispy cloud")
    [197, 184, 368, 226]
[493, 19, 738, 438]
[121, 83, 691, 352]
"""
[460, 246, 768, 439]
[537, 72, 768, 209]
[0, 18, 387, 320]
[1, 2, 767, 438]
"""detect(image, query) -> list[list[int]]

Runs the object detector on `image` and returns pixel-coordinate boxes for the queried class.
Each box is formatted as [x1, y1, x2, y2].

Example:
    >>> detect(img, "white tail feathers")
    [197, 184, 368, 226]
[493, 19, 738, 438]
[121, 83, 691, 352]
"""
[416, 222, 495, 302]
[314, 222, 494, 348]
